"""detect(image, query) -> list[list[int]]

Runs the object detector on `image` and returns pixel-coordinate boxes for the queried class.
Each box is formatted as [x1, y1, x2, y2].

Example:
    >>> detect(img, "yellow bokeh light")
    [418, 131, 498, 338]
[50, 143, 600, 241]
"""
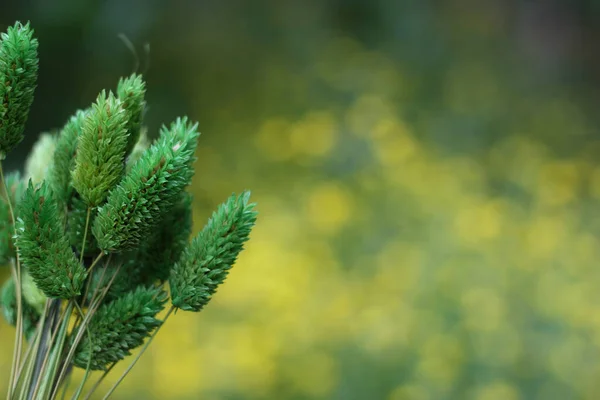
[255, 117, 295, 162]
[304, 182, 354, 234]
[289, 110, 338, 158]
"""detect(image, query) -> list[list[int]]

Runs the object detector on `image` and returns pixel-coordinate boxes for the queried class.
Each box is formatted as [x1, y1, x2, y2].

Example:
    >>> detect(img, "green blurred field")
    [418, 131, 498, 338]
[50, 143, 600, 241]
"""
[2, 1, 600, 399]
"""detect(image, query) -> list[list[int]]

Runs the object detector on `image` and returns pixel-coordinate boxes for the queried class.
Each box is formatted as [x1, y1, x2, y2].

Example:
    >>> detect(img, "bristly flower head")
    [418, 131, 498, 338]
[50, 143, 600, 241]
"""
[169, 191, 257, 312]
[72, 285, 167, 370]
[15, 180, 87, 298]
[117, 73, 146, 155]
[0, 22, 38, 159]
[92, 192, 194, 300]
[71, 90, 129, 207]
[92, 117, 199, 252]
[47, 110, 87, 207]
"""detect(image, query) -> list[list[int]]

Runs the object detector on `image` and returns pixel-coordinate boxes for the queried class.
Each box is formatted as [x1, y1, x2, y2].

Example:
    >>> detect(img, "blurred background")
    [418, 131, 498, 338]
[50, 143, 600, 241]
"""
[2, 0, 600, 398]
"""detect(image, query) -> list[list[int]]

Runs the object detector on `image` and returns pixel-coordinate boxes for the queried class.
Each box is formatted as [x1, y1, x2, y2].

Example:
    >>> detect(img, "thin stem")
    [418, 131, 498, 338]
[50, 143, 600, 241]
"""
[88, 252, 105, 275]
[2, 160, 24, 398]
[101, 306, 175, 400]
[25, 300, 62, 400]
[14, 300, 49, 397]
[82, 253, 111, 310]
[51, 302, 95, 399]
[13, 329, 39, 397]
[59, 369, 73, 400]
[70, 302, 94, 400]
[29, 300, 68, 398]
[79, 207, 91, 264]
[39, 302, 74, 400]
[29, 301, 72, 400]
[8, 262, 22, 398]
[82, 363, 115, 400]
[52, 262, 121, 400]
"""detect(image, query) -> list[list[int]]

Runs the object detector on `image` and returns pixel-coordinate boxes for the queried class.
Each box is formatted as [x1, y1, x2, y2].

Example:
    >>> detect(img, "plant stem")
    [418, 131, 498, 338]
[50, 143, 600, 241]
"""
[52, 262, 121, 400]
[13, 329, 39, 398]
[70, 302, 94, 400]
[15, 300, 50, 399]
[101, 305, 175, 400]
[25, 299, 61, 400]
[82, 253, 110, 310]
[82, 363, 115, 400]
[88, 252, 105, 275]
[79, 207, 91, 264]
[43, 302, 74, 400]
[59, 368, 73, 400]
[25, 300, 63, 400]
[2, 161, 24, 398]
[8, 262, 22, 399]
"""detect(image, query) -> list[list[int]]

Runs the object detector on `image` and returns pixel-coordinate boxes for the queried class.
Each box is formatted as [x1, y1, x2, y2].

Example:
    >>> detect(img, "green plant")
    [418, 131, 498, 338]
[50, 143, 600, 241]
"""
[0, 21, 257, 399]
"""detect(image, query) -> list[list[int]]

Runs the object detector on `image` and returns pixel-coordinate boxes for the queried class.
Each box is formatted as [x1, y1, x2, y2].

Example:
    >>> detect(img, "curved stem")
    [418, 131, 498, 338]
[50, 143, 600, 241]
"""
[82, 253, 110, 310]
[101, 306, 175, 400]
[82, 363, 114, 400]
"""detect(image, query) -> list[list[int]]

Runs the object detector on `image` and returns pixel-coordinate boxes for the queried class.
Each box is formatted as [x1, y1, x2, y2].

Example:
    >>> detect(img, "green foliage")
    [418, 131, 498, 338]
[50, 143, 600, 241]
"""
[47, 110, 87, 207]
[93, 117, 199, 252]
[0, 171, 25, 264]
[117, 73, 146, 156]
[71, 91, 129, 207]
[170, 191, 257, 312]
[0, 22, 38, 159]
[1, 276, 40, 340]
[15, 181, 86, 298]
[0, 20, 257, 397]
[72, 285, 167, 370]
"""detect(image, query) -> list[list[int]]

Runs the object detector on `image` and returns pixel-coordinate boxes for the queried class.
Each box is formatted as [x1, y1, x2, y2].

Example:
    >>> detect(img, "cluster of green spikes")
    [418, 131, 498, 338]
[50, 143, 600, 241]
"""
[0, 21, 257, 400]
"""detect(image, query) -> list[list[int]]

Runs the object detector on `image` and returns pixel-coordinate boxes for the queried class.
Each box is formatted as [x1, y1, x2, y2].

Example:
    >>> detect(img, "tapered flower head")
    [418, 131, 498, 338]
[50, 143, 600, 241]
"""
[72, 285, 167, 370]
[47, 110, 86, 207]
[170, 191, 257, 312]
[0, 22, 38, 158]
[93, 117, 199, 252]
[117, 73, 146, 155]
[15, 180, 86, 298]
[71, 91, 129, 207]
